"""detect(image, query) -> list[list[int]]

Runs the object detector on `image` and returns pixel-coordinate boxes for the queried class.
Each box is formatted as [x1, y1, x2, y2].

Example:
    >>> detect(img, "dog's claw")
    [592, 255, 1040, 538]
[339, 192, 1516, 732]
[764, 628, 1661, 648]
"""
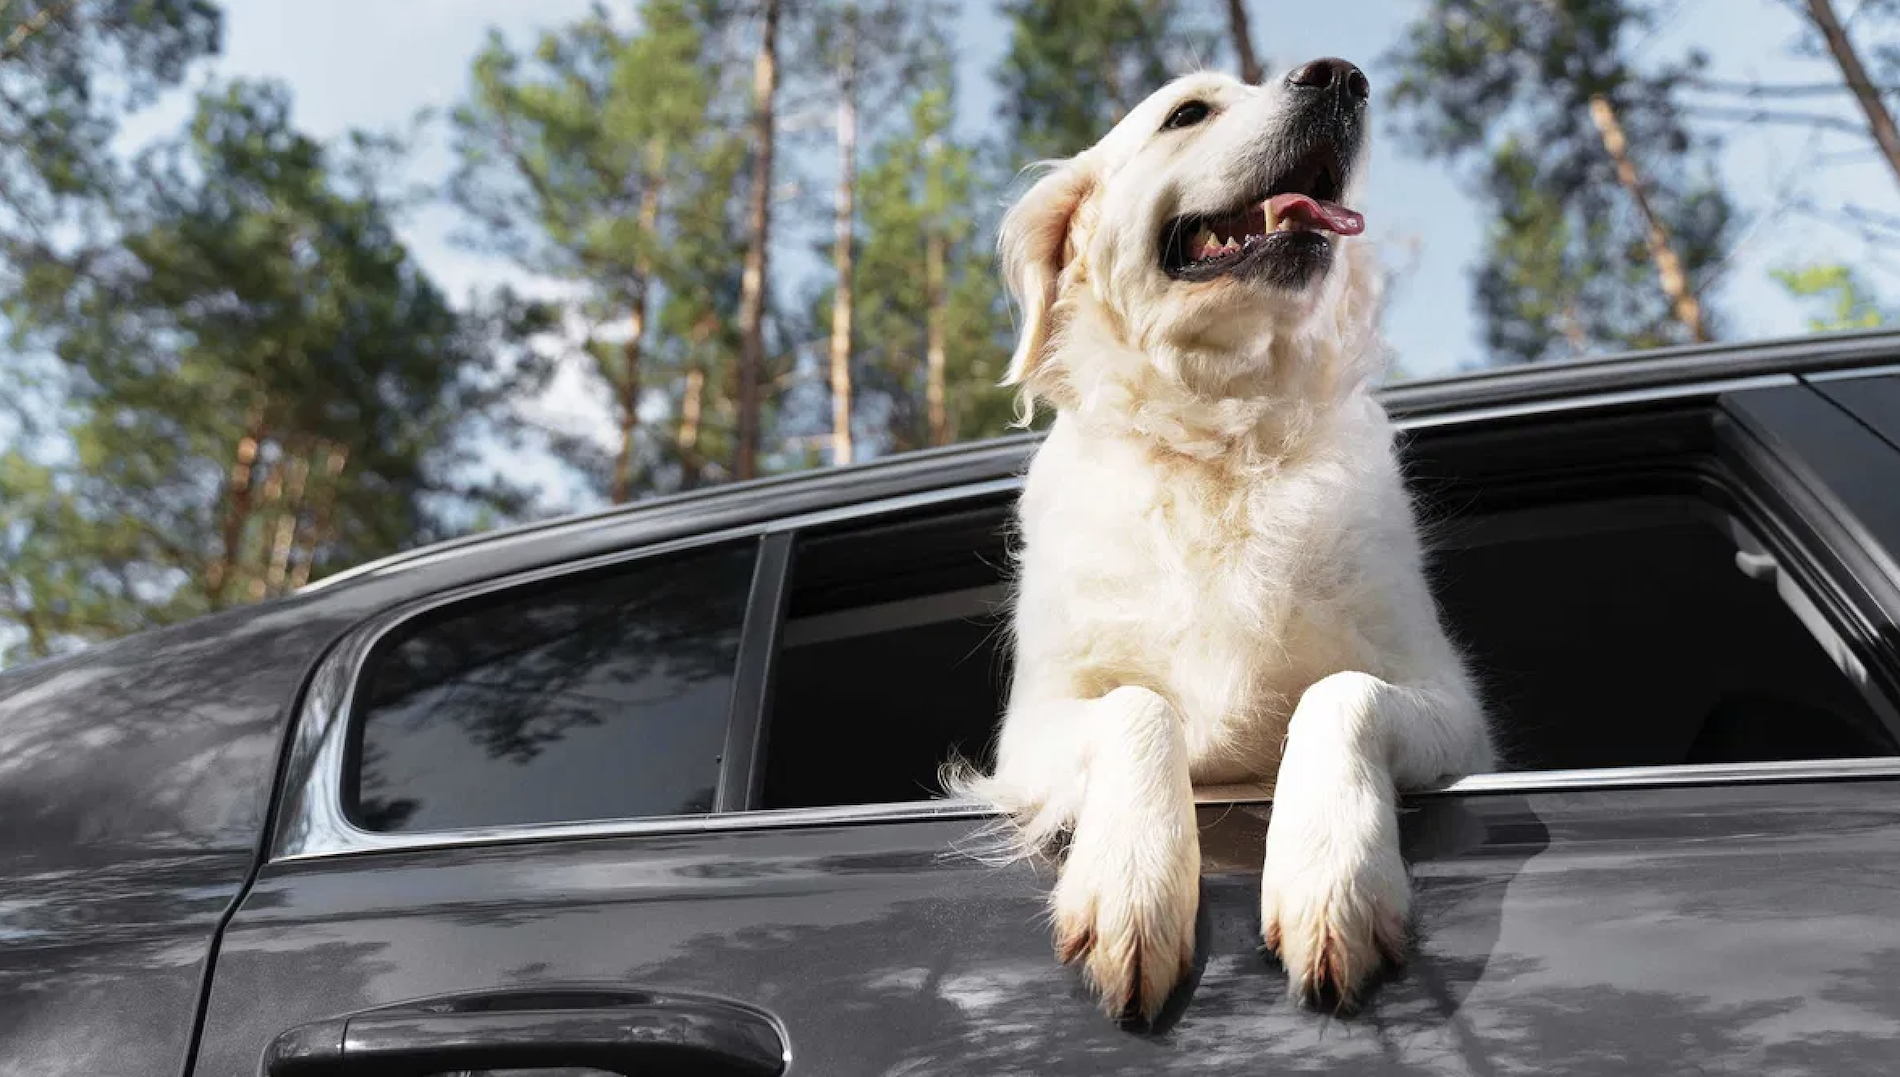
[1054, 924, 1091, 966]
[1263, 886, 1407, 1011]
[1051, 818, 1198, 1020]
[1052, 881, 1195, 1020]
[1055, 904, 1192, 1020]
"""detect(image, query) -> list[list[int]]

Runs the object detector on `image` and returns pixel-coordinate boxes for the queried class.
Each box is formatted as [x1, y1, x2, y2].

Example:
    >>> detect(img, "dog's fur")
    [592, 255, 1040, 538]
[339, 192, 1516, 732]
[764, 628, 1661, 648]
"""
[948, 66, 1494, 1019]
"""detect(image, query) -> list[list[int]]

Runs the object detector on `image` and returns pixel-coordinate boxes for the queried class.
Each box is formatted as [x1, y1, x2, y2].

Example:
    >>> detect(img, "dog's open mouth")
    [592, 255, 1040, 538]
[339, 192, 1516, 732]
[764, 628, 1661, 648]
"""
[1160, 141, 1364, 283]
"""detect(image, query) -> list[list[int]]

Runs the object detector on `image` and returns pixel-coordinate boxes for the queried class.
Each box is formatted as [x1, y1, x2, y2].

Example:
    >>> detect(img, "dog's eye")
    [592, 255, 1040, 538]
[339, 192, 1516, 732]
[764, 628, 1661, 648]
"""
[1161, 100, 1212, 131]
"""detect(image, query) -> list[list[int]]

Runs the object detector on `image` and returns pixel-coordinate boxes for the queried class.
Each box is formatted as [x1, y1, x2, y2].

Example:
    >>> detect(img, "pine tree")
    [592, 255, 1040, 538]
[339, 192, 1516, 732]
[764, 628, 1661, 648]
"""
[734, 0, 782, 481]
[995, 0, 1223, 161]
[0, 0, 220, 230]
[1388, 0, 1734, 363]
[1223, 0, 1264, 84]
[652, 128, 749, 491]
[789, 0, 952, 464]
[851, 66, 1014, 453]
[0, 80, 547, 660]
[1796, 0, 1900, 188]
[448, 0, 722, 502]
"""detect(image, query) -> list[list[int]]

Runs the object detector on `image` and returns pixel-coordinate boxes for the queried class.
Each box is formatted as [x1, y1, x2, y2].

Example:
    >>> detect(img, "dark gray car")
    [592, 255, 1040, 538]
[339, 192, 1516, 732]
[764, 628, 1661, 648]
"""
[9, 330, 1900, 1076]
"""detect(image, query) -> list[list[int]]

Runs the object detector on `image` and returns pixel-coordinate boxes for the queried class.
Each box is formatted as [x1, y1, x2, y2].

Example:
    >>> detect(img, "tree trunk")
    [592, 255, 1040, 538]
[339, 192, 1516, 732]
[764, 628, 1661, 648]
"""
[205, 406, 267, 608]
[676, 310, 717, 491]
[18, 605, 49, 660]
[677, 364, 706, 489]
[612, 138, 667, 504]
[287, 447, 348, 592]
[735, 0, 781, 481]
[1, 0, 77, 62]
[262, 452, 311, 598]
[1224, 0, 1264, 84]
[1560, 300, 1590, 355]
[828, 15, 859, 468]
[1804, 0, 1900, 191]
[609, 328, 645, 503]
[1586, 94, 1709, 343]
[924, 226, 949, 447]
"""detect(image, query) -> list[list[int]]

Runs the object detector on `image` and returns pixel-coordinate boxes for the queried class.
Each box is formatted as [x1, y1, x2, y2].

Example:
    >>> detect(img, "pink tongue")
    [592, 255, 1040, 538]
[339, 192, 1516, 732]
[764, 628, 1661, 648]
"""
[1268, 192, 1365, 236]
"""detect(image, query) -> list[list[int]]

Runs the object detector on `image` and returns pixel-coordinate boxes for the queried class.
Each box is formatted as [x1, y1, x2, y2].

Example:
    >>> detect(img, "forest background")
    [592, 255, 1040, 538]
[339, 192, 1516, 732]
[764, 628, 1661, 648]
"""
[6, 0, 1900, 665]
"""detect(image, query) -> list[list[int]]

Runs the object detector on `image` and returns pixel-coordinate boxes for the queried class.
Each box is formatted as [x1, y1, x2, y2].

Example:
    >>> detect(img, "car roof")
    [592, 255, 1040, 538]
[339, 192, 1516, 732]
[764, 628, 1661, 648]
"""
[301, 326, 1900, 597]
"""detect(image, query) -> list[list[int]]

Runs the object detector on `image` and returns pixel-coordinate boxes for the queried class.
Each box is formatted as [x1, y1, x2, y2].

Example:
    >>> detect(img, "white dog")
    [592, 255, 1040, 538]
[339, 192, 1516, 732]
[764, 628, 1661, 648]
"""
[951, 60, 1494, 1020]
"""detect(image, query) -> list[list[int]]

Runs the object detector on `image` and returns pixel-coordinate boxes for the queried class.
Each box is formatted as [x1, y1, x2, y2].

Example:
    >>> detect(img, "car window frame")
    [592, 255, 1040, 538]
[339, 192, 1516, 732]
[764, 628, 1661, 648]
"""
[268, 371, 1900, 865]
[339, 536, 761, 835]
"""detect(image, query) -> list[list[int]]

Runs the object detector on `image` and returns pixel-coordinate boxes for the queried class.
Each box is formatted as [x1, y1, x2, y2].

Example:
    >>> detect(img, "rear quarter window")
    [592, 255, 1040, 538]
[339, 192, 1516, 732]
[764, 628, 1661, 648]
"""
[346, 542, 756, 832]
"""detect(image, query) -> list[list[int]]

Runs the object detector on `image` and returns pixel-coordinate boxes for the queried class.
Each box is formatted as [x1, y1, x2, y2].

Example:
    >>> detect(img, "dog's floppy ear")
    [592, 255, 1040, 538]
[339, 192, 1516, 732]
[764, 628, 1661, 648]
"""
[998, 158, 1095, 399]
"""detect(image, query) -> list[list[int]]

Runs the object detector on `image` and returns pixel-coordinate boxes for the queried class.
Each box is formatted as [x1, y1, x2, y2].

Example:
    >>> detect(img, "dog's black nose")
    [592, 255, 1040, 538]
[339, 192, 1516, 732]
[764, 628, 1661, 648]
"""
[1287, 58, 1370, 103]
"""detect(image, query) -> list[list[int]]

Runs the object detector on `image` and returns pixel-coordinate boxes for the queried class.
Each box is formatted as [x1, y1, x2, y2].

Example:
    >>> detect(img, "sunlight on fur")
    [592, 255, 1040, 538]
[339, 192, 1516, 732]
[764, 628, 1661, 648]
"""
[942, 62, 1494, 1023]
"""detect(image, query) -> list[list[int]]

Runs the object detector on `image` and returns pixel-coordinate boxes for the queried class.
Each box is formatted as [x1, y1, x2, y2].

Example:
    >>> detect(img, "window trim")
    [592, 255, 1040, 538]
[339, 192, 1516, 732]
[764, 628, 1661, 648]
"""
[269, 375, 1900, 865]
[270, 756, 1900, 864]
[715, 532, 794, 813]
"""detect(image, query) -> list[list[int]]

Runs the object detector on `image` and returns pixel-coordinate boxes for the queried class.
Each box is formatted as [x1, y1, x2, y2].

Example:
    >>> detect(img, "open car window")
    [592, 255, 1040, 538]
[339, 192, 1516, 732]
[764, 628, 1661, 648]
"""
[758, 412, 1900, 811]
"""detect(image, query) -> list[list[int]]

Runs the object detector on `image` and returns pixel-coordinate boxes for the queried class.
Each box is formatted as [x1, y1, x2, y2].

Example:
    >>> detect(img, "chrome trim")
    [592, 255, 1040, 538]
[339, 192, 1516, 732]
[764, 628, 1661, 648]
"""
[273, 755, 1900, 864]
[1397, 373, 1796, 430]
[274, 798, 998, 863]
[1427, 756, 1900, 794]
[1804, 362, 1900, 383]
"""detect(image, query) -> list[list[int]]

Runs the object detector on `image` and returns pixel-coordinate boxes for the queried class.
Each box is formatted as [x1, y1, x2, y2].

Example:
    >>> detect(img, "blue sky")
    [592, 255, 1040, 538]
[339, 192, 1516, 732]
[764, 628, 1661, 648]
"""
[110, 0, 1900, 465]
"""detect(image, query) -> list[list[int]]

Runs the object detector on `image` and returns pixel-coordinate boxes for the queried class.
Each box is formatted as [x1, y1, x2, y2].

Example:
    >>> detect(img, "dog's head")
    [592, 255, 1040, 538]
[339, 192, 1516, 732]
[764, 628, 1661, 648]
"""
[1000, 60, 1381, 419]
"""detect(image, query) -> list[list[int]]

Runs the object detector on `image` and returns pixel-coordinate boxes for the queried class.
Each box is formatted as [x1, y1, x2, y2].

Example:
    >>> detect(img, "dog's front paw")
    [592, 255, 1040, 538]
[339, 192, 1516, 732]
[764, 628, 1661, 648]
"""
[1260, 778, 1408, 1009]
[1051, 799, 1199, 1021]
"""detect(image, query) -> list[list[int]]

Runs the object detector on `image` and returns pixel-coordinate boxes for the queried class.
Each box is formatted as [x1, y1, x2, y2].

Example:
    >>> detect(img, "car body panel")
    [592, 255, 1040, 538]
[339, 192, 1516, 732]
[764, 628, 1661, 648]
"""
[0, 599, 366, 1077]
[193, 781, 1900, 1076]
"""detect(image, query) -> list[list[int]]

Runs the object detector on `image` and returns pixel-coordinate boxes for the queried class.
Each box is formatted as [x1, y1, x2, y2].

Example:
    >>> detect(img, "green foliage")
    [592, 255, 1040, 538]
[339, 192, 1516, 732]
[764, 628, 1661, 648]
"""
[1774, 263, 1888, 332]
[851, 67, 1014, 450]
[994, 0, 1221, 161]
[1387, 0, 1734, 364]
[0, 0, 221, 230]
[0, 450, 176, 666]
[448, 0, 746, 499]
[1, 79, 551, 661]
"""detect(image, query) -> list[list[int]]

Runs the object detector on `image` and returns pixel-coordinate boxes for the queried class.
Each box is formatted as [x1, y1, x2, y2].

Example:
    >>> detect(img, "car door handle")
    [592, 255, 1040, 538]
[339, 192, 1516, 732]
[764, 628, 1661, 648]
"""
[264, 987, 787, 1077]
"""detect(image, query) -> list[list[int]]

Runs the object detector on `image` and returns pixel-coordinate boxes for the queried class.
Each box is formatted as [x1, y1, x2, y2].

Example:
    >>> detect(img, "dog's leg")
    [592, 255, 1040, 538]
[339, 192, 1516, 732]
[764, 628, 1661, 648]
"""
[1260, 671, 1488, 1008]
[990, 685, 1199, 1021]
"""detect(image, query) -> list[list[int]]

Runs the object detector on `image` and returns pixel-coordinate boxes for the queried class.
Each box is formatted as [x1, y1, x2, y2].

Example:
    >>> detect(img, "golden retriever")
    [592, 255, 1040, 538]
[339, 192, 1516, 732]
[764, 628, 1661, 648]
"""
[952, 59, 1494, 1020]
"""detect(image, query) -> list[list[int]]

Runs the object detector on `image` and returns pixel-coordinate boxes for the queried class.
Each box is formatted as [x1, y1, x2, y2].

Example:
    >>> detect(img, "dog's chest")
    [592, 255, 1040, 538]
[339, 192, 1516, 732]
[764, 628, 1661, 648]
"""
[1024, 440, 1371, 733]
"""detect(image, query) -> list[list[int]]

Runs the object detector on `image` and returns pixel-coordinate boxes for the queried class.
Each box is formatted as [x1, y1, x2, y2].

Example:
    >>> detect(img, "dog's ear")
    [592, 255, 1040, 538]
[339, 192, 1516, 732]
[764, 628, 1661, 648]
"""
[998, 159, 1095, 396]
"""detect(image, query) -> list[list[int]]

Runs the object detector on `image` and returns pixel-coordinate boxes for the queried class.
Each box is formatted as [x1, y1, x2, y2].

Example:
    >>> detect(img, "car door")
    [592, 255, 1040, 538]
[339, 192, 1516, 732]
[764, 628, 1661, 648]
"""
[188, 377, 1900, 1076]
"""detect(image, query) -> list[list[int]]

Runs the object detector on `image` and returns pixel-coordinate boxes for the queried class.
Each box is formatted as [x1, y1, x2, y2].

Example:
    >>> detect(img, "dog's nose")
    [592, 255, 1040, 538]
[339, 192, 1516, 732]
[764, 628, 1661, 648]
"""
[1286, 57, 1370, 104]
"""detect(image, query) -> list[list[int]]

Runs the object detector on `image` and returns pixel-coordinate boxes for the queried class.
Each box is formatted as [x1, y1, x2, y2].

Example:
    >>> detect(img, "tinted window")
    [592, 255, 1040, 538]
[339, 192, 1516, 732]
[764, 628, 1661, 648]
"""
[349, 543, 755, 832]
